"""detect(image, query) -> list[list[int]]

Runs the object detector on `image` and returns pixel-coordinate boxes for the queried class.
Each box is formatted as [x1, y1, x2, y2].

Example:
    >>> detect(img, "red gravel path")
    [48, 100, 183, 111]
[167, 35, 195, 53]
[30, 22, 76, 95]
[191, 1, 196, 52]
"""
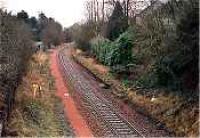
[50, 49, 93, 137]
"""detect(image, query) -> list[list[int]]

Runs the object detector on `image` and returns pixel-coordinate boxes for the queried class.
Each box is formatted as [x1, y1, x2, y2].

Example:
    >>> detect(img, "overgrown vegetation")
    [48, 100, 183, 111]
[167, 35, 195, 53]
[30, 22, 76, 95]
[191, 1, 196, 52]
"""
[106, 1, 128, 40]
[6, 52, 73, 136]
[134, 0, 199, 93]
[70, 23, 96, 51]
[0, 9, 64, 135]
[0, 10, 34, 84]
[90, 28, 134, 73]
[0, 10, 34, 116]
[70, 0, 198, 94]
[68, 0, 199, 136]
[0, 9, 64, 93]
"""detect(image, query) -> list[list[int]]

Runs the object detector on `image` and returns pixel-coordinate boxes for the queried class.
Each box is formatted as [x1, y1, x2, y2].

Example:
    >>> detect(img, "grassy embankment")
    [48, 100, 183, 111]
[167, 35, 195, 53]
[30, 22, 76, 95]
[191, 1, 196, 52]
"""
[6, 51, 73, 136]
[73, 48, 199, 137]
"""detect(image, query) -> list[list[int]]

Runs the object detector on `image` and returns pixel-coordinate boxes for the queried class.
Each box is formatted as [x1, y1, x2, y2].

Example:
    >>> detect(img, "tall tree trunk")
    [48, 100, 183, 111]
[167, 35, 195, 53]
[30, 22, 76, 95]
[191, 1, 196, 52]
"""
[93, 0, 97, 23]
[123, 0, 130, 25]
[96, 0, 99, 23]
[126, 0, 130, 19]
[91, 2, 93, 21]
[102, 0, 105, 23]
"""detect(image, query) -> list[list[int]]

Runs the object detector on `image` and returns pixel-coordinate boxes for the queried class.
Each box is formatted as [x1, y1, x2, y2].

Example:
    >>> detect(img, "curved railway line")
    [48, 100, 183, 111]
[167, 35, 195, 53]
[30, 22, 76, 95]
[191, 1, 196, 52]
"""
[57, 47, 145, 137]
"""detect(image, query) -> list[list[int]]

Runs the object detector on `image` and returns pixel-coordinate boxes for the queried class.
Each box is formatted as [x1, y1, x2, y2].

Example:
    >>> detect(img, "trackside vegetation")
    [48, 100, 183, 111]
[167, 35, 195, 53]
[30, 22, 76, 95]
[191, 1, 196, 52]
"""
[71, 0, 198, 94]
[68, 0, 199, 136]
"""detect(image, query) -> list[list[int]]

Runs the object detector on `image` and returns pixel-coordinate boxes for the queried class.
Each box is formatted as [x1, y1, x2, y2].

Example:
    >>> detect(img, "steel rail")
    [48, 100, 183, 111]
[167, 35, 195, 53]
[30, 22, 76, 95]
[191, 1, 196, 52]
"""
[57, 47, 145, 137]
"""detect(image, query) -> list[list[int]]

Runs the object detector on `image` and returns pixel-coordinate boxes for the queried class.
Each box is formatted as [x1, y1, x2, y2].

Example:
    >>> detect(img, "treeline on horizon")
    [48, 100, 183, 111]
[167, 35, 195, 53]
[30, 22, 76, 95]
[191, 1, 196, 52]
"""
[65, 0, 199, 96]
[16, 10, 64, 48]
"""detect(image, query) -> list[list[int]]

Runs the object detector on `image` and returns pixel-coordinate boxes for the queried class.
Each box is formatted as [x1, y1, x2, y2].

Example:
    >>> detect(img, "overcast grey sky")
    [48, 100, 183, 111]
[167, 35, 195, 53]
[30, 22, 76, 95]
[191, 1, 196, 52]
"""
[5, 0, 169, 28]
[6, 0, 86, 27]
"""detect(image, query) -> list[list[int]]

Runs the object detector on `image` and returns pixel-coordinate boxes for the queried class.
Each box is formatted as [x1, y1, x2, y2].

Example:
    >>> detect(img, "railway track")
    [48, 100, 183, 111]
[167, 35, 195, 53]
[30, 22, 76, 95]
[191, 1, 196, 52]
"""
[57, 47, 145, 137]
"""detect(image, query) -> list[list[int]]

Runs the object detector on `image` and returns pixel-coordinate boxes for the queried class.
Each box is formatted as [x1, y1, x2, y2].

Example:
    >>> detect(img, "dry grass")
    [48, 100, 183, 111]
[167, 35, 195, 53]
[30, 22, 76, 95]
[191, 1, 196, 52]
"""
[73, 48, 199, 137]
[6, 51, 73, 137]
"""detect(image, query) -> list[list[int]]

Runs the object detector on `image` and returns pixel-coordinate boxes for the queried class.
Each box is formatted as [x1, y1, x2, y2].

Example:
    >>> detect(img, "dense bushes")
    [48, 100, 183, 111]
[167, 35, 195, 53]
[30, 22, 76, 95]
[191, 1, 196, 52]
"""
[72, 23, 96, 51]
[39, 14, 64, 48]
[135, 0, 199, 92]
[0, 10, 34, 91]
[91, 37, 113, 65]
[90, 28, 134, 73]
[71, 0, 198, 93]
[89, 0, 198, 93]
